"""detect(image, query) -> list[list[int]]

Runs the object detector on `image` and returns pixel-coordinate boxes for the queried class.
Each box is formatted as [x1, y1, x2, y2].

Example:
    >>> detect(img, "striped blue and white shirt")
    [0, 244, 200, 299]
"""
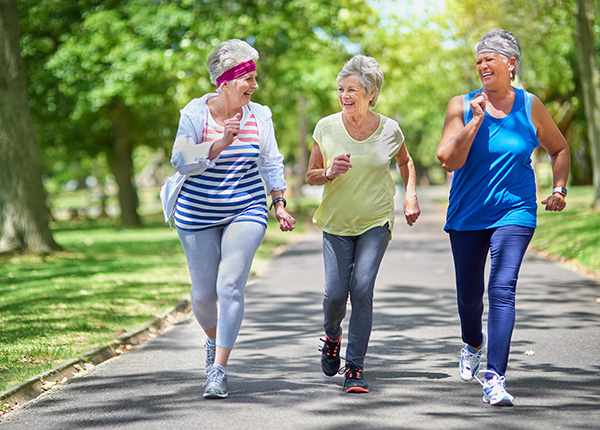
[174, 109, 268, 231]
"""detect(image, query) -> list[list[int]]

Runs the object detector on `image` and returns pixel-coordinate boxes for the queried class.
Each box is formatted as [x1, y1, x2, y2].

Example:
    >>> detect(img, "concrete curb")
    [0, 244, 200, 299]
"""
[0, 299, 191, 413]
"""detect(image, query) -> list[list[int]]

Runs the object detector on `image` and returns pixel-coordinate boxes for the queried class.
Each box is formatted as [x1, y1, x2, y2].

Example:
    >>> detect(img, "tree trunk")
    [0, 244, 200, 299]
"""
[108, 104, 141, 226]
[0, 0, 60, 254]
[575, 0, 600, 208]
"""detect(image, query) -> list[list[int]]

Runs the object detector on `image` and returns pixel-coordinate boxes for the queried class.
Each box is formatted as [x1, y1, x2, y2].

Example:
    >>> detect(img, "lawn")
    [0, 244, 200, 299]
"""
[0, 192, 318, 395]
[531, 185, 600, 273]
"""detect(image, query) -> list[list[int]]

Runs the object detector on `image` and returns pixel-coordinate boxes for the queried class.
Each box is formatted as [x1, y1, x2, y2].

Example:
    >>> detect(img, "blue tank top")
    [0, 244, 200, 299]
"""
[444, 87, 539, 232]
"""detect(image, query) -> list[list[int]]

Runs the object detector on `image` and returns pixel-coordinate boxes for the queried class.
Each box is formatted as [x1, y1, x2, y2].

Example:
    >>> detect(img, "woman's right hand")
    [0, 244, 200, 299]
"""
[223, 113, 241, 145]
[328, 153, 353, 179]
[471, 93, 488, 122]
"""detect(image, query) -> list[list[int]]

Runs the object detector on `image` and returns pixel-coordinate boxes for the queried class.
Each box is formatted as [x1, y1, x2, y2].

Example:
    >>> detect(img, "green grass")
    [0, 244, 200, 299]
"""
[0, 195, 318, 394]
[531, 186, 600, 272]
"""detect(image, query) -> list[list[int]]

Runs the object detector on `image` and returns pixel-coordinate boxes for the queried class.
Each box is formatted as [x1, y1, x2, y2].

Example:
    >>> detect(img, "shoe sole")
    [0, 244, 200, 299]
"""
[483, 396, 513, 406]
[346, 386, 369, 393]
[204, 391, 228, 399]
[321, 365, 340, 377]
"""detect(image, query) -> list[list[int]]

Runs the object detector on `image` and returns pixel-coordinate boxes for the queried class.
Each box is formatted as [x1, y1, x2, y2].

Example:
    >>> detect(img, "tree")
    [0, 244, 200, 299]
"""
[575, 0, 600, 207]
[0, 0, 60, 254]
[20, 0, 380, 209]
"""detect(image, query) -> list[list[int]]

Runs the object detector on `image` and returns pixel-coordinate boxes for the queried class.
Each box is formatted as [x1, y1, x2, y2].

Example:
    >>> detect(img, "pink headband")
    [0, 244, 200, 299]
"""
[216, 60, 257, 87]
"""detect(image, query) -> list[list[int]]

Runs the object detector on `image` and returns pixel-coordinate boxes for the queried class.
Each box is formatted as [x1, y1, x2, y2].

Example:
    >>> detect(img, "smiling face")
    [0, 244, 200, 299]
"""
[338, 74, 374, 117]
[222, 71, 259, 108]
[476, 52, 515, 89]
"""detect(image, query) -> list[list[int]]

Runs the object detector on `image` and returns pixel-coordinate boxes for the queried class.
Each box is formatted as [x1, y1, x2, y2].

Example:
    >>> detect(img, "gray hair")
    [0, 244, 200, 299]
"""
[337, 55, 383, 108]
[207, 39, 259, 88]
[475, 29, 521, 80]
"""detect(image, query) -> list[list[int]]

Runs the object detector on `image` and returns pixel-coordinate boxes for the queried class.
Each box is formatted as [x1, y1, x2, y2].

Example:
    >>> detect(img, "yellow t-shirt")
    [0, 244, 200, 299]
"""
[312, 112, 404, 236]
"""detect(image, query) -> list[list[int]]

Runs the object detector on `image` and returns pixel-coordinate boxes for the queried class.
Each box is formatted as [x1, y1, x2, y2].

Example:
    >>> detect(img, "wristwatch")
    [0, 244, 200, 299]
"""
[552, 186, 567, 196]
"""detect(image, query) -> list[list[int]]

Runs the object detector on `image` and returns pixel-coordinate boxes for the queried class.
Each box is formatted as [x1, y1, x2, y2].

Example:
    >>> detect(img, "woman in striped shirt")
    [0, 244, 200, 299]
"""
[162, 39, 295, 399]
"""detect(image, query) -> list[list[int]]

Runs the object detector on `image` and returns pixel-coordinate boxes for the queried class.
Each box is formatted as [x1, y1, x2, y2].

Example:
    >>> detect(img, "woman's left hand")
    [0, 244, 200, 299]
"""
[275, 207, 296, 232]
[404, 195, 421, 226]
[541, 193, 567, 212]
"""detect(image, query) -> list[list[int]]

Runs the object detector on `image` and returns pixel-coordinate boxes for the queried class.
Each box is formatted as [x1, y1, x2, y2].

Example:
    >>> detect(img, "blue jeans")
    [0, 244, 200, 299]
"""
[322, 224, 390, 368]
[449, 225, 535, 376]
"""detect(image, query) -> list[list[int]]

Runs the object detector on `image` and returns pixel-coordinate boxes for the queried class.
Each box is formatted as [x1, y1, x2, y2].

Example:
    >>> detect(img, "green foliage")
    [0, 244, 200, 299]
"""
[17, 0, 600, 193]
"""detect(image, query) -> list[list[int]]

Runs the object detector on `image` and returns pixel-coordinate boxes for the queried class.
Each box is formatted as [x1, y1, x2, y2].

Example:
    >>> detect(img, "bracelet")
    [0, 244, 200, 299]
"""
[324, 168, 334, 181]
[269, 197, 287, 211]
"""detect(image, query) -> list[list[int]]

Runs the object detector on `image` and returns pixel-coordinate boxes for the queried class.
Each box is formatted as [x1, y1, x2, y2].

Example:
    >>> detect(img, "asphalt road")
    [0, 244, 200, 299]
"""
[2, 187, 599, 429]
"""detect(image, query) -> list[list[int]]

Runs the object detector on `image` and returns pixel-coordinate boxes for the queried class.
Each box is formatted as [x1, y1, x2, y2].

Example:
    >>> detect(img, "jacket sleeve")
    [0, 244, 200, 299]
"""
[256, 106, 287, 194]
[170, 107, 217, 176]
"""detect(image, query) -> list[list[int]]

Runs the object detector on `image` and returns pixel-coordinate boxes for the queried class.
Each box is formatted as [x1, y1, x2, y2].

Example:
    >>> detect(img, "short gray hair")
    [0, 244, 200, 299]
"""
[337, 55, 383, 108]
[207, 39, 259, 87]
[475, 29, 521, 80]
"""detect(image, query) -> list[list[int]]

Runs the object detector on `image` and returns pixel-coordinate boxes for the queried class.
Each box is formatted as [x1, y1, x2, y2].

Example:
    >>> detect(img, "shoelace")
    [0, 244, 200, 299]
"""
[474, 369, 504, 387]
[339, 363, 362, 378]
[203, 366, 226, 388]
[461, 347, 482, 369]
[205, 342, 216, 364]
[318, 337, 344, 361]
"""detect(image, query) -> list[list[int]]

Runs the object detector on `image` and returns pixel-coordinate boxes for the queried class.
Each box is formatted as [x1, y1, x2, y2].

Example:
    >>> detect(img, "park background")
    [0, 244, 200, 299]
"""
[1, 0, 599, 412]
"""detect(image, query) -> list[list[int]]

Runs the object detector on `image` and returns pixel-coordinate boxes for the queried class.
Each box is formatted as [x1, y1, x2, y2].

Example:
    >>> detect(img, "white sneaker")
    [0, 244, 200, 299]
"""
[481, 372, 514, 406]
[203, 364, 228, 399]
[459, 332, 486, 381]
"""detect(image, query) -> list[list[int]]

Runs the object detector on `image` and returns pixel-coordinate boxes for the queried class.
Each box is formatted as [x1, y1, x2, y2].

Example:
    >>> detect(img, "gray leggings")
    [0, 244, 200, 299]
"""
[177, 222, 266, 349]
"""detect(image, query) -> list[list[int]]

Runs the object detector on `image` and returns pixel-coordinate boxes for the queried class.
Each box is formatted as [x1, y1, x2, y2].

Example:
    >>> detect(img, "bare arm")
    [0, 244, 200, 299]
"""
[306, 140, 352, 185]
[532, 96, 571, 212]
[437, 94, 487, 172]
[395, 144, 420, 226]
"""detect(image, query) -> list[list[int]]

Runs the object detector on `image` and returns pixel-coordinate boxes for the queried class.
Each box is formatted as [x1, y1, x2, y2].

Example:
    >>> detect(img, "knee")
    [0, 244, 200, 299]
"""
[349, 289, 373, 308]
[489, 284, 516, 306]
[217, 282, 245, 305]
[191, 288, 217, 310]
[324, 292, 347, 309]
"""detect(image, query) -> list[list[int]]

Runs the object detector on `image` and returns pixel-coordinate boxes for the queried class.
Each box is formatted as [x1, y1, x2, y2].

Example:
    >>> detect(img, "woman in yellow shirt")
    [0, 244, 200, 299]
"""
[306, 55, 420, 393]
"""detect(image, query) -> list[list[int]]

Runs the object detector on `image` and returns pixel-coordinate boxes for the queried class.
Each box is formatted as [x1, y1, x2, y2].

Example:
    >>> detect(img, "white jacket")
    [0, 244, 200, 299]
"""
[160, 93, 287, 225]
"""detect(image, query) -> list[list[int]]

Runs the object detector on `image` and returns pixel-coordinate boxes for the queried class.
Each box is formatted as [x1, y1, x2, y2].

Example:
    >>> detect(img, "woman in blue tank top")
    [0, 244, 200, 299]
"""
[437, 29, 570, 407]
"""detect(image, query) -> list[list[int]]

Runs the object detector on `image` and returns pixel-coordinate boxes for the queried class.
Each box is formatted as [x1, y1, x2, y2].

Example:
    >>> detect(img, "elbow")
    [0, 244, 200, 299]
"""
[437, 153, 454, 173]
[440, 162, 455, 173]
[437, 150, 462, 172]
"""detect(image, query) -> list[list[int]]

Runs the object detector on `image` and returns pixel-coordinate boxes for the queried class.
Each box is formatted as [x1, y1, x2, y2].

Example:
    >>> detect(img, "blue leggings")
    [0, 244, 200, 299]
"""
[449, 225, 534, 376]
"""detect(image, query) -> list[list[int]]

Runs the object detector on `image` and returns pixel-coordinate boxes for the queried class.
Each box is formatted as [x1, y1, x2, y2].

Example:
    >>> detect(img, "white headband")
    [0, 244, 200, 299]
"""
[478, 47, 516, 61]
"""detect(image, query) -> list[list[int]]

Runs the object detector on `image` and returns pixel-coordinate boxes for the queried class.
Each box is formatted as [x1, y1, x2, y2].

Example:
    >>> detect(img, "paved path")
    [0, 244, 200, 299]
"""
[2, 188, 599, 429]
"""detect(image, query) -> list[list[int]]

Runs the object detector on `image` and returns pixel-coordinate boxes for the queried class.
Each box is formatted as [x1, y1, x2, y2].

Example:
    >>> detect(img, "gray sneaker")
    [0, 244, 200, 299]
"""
[205, 341, 216, 371]
[204, 364, 228, 399]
